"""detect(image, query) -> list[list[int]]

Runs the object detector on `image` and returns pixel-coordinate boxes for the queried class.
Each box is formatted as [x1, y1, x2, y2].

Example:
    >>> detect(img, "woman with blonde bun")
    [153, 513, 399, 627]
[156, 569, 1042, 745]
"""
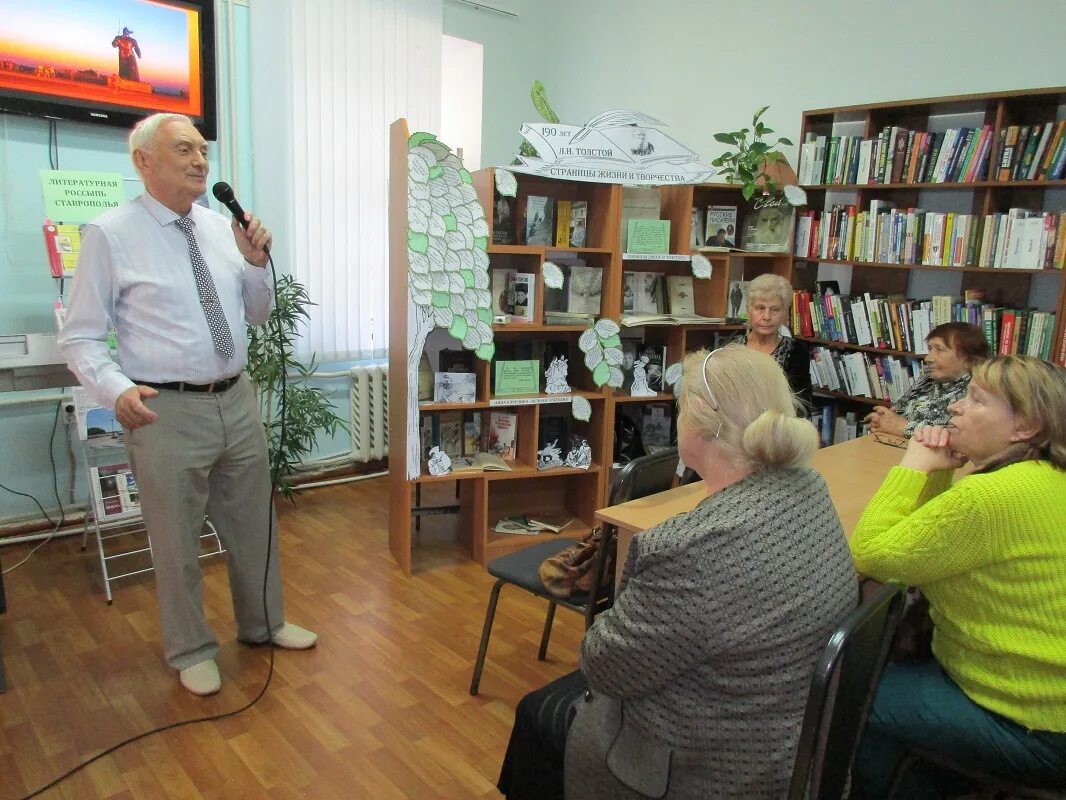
[498, 345, 857, 800]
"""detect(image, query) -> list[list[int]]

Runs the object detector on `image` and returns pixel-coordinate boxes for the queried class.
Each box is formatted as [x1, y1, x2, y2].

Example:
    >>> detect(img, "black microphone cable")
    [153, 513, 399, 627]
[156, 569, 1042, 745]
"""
[13, 218, 286, 800]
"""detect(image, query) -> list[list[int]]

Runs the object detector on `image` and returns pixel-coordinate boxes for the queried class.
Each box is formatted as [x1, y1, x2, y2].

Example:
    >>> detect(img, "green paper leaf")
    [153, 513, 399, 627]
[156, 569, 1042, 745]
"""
[474, 236, 488, 251]
[476, 343, 495, 362]
[408, 132, 437, 147]
[592, 361, 611, 387]
[601, 334, 621, 348]
[459, 168, 472, 184]
[431, 290, 450, 308]
[477, 307, 493, 325]
[408, 230, 429, 254]
[443, 213, 457, 231]
[428, 165, 444, 180]
[460, 269, 474, 288]
[449, 315, 468, 339]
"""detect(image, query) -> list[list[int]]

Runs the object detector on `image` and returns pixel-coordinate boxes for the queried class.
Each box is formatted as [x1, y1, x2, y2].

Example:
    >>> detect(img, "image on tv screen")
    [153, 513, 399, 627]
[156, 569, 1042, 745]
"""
[0, 0, 205, 121]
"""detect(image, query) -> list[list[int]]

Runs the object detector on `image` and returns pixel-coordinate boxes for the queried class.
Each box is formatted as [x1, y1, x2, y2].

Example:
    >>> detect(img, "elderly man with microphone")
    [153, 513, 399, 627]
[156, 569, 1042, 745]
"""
[59, 113, 316, 696]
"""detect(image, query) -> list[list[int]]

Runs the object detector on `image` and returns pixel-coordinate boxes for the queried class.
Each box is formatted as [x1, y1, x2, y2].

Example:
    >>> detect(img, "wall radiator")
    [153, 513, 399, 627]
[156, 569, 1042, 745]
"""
[349, 364, 389, 463]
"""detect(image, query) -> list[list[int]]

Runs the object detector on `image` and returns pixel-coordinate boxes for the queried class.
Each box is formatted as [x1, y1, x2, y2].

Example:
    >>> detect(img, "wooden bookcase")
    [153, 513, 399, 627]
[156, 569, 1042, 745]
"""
[789, 86, 1066, 417]
[388, 120, 776, 574]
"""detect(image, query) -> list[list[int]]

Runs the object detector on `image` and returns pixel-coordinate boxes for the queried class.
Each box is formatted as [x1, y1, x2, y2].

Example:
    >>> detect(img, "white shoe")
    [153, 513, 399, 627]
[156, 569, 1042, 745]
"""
[179, 659, 221, 696]
[271, 622, 318, 650]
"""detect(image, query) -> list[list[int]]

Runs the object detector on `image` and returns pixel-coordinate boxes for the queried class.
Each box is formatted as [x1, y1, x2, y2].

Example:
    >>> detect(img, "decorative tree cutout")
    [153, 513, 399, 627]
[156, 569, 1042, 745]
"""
[406, 131, 494, 478]
[578, 318, 625, 388]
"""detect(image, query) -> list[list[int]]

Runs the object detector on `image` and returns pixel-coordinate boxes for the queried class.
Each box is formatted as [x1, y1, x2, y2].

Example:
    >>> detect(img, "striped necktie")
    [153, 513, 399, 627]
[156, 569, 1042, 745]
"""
[175, 216, 235, 359]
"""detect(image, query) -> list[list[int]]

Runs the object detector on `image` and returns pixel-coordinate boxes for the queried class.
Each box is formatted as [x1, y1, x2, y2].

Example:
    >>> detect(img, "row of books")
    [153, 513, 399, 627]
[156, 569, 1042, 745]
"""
[795, 289, 1059, 360]
[809, 347, 922, 403]
[421, 410, 514, 465]
[795, 203, 1066, 270]
[798, 125, 995, 186]
[997, 121, 1066, 182]
[812, 407, 870, 448]
[491, 193, 588, 248]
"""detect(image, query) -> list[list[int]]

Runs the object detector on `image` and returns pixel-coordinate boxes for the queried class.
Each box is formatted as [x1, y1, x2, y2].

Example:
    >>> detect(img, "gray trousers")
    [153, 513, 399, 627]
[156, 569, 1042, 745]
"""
[125, 374, 284, 670]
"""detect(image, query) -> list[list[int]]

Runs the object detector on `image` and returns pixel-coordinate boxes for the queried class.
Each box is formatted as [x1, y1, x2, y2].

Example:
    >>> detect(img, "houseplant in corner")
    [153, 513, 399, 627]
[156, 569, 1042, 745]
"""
[711, 106, 796, 200]
[246, 275, 346, 500]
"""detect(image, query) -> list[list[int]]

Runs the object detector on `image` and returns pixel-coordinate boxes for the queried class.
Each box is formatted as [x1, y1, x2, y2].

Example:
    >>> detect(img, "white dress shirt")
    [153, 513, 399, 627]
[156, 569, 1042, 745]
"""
[58, 193, 274, 409]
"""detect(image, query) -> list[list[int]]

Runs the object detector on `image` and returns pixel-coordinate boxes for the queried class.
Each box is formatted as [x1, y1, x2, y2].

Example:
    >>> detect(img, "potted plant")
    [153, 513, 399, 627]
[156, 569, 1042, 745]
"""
[711, 106, 796, 200]
[245, 275, 347, 500]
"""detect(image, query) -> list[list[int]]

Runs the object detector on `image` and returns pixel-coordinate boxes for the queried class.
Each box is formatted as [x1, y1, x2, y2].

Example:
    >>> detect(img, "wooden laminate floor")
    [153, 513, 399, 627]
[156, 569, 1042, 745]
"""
[0, 478, 583, 799]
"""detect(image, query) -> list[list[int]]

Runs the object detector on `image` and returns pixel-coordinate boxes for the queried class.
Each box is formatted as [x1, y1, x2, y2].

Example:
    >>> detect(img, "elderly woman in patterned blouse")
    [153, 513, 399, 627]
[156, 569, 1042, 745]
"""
[865, 322, 988, 438]
[733, 272, 813, 412]
[497, 345, 857, 800]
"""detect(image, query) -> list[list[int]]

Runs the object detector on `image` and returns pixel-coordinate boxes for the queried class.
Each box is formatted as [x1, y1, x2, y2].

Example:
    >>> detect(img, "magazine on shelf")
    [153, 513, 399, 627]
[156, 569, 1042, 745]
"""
[623, 271, 663, 314]
[740, 195, 794, 253]
[569, 201, 588, 247]
[487, 411, 518, 460]
[705, 205, 738, 247]
[450, 452, 513, 473]
[72, 386, 123, 446]
[666, 275, 696, 316]
[509, 272, 536, 321]
[89, 463, 141, 521]
[620, 313, 725, 327]
[525, 195, 554, 245]
[433, 372, 476, 403]
[727, 280, 750, 320]
[567, 265, 603, 315]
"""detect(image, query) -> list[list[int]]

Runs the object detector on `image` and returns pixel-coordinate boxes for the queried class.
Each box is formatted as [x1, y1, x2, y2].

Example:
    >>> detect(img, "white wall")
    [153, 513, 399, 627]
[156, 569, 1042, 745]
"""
[441, 34, 484, 169]
[448, 0, 1066, 171]
[442, 1, 553, 168]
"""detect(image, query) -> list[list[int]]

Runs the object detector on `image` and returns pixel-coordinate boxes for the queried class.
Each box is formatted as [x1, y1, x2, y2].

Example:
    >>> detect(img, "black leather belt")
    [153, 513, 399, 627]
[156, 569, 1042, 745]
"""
[139, 375, 241, 393]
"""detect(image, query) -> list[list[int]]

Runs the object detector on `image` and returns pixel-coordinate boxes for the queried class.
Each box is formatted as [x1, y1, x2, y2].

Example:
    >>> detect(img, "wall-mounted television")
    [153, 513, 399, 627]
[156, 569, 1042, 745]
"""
[0, 0, 217, 140]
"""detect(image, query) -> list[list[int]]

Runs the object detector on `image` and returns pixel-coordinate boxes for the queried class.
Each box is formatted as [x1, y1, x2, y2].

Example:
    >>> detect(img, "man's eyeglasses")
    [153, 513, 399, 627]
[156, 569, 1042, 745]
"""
[872, 433, 907, 450]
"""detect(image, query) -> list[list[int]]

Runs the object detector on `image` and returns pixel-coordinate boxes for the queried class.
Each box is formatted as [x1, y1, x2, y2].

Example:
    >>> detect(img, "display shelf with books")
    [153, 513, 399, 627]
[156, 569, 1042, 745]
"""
[790, 87, 1066, 422]
[388, 123, 767, 573]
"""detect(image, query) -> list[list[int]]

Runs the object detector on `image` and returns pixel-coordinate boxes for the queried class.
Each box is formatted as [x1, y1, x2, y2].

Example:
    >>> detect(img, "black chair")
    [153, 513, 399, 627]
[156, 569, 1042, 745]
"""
[469, 448, 680, 696]
[886, 745, 1066, 799]
[787, 583, 905, 800]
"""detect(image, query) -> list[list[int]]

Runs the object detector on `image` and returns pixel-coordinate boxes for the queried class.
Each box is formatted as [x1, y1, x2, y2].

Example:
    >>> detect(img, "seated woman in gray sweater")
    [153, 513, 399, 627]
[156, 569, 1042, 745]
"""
[498, 345, 857, 800]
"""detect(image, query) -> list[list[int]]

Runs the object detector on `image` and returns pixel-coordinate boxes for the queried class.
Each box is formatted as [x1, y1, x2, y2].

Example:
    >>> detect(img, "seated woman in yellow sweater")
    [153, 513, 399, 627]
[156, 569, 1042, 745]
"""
[851, 355, 1066, 798]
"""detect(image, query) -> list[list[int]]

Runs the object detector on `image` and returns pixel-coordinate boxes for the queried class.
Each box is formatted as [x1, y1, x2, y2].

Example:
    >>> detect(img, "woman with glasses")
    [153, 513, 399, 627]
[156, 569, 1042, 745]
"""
[851, 355, 1066, 798]
[733, 273, 813, 412]
[498, 345, 856, 800]
[865, 321, 988, 439]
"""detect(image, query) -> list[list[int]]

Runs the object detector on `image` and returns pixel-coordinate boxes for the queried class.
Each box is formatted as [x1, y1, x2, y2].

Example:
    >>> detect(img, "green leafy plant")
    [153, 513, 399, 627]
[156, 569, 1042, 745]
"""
[246, 275, 347, 500]
[711, 106, 794, 200]
[515, 80, 560, 162]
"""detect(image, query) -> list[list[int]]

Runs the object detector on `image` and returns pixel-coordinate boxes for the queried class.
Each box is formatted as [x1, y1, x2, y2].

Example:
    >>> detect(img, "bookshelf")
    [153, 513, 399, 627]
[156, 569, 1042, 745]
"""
[388, 120, 768, 575]
[790, 87, 1066, 431]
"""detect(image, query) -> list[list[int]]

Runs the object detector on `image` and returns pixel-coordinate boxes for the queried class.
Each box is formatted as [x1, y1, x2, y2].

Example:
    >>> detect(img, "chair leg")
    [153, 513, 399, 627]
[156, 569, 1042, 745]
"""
[470, 579, 505, 696]
[538, 601, 557, 661]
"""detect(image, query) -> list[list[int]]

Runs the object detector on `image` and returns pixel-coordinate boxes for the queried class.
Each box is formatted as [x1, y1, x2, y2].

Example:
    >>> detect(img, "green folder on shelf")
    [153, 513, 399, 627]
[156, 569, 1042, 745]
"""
[494, 360, 540, 395]
[626, 219, 670, 254]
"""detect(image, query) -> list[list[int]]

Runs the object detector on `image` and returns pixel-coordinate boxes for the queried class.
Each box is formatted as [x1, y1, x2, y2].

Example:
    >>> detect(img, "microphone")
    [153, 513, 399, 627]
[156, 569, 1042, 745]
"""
[211, 181, 249, 228]
[212, 181, 268, 254]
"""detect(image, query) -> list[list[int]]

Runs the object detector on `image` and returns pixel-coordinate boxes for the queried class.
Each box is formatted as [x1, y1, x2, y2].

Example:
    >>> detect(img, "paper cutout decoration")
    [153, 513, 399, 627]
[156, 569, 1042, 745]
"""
[629, 355, 656, 397]
[690, 253, 712, 280]
[427, 446, 452, 476]
[783, 184, 808, 207]
[495, 168, 518, 198]
[542, 261, 565, 289]
[406, 131, 494, 478]
[512, 110, 714, 185]
[571, 395, 592, 422]
[579, 318, 624, 388]
[545, 355, 571, 394]
[564, 438, 593, 469]
[537, 440, 565, 470]
[665, 362, 684, 397]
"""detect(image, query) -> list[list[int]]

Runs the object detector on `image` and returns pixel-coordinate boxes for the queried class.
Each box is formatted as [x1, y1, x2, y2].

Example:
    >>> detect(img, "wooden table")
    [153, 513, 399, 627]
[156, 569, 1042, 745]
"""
[597, 435, 911, 588]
